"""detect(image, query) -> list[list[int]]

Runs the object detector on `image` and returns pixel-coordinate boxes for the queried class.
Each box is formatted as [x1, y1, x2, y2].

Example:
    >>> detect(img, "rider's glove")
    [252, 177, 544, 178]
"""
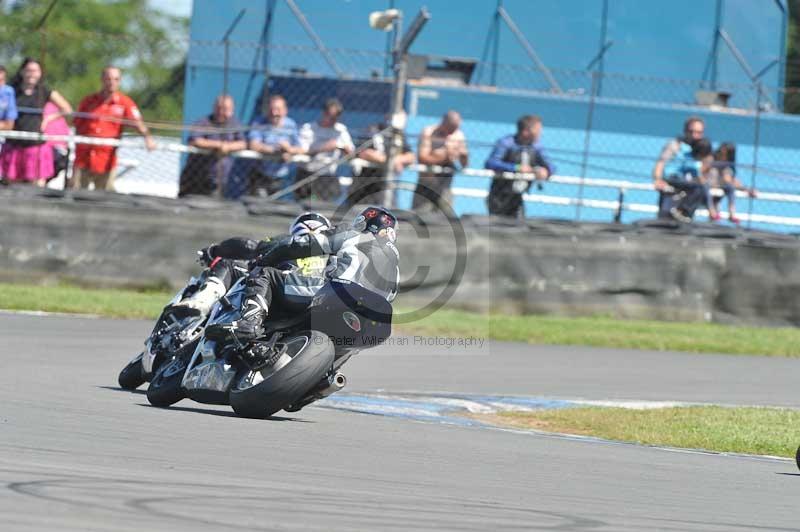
[251, 253, 272, 269]
[249, 240, 282, 269]
[197, 245, 216, 267]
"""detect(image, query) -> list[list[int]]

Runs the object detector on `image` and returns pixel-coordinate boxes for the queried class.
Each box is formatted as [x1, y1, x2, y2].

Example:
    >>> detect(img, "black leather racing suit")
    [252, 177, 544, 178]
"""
[206, 236, 329, 314]
[211, 225, 400, 330]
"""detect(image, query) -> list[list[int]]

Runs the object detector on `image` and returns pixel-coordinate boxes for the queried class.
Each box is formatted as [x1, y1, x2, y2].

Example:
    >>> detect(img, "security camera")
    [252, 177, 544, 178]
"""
[369, 9, 400, 31]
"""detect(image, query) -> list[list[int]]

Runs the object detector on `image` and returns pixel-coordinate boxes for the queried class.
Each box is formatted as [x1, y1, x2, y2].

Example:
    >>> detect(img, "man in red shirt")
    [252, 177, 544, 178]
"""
[72, 66, 155, 191]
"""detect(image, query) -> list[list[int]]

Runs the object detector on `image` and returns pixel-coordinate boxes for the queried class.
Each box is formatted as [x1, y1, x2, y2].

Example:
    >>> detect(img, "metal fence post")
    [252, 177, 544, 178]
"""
[384, 9, 430, 208]
[576, 70, 599, 222]
[223, 39, 230, 96]
[66, 126, 76, 185]
[383, 12, 405, 208]
[597, 0, 608, 97]
[221, 8, 247, 97]
[747, 82, 763, 229]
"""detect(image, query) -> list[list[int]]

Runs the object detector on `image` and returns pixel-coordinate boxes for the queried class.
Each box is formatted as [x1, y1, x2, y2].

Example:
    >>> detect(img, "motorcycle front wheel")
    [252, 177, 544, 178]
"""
[146, 338, 199, 407]
[118, 353, 146, 390]
[229, 330, 334, 419]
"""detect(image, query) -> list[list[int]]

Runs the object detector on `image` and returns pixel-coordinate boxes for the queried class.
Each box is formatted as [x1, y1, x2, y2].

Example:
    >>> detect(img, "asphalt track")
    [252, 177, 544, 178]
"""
[1, 312, 799, 531]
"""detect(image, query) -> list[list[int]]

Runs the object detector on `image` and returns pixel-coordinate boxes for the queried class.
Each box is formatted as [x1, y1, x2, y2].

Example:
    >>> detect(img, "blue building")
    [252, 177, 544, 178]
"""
[185, 1, 798, 231]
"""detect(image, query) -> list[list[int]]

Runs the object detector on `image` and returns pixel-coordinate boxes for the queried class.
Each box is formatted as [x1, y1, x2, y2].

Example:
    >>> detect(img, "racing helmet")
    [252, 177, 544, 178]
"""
[352, 206, 398, 241]
[290, 212, 332, 236]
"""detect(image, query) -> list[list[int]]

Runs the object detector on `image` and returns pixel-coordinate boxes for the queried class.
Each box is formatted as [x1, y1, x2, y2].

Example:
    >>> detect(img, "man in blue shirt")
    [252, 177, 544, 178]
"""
[245, 94, 302, 197]
[179, 94, 246, 197]
[485, 115, 554, 218]
[652, 116, 709, 222]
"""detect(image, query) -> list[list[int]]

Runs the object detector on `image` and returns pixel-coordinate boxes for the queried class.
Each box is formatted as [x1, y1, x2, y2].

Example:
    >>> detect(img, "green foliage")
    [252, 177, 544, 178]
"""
[0, 0, 188, 122]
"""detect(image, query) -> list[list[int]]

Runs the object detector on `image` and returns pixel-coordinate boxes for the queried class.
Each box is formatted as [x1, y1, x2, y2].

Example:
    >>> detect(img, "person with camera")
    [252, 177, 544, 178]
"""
[485, 114, 554, 218]
[652, 116, 711, 222]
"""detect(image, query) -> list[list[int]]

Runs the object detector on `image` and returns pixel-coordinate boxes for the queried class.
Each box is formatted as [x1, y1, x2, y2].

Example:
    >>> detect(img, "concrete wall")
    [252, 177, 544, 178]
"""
[1, 188, 799, 326]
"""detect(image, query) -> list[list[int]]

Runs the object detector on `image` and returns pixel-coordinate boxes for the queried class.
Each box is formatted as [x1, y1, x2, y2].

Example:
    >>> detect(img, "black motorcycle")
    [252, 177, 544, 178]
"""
[146, 278, 392, 418]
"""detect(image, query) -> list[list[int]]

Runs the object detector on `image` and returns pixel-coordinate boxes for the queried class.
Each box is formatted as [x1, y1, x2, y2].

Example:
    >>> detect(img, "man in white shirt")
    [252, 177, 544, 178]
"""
[295, 98, 354, 201]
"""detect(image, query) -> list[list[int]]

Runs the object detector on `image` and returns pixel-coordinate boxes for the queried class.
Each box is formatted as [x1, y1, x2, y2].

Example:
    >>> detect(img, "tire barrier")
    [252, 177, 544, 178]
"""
[1, 186, 798, 326]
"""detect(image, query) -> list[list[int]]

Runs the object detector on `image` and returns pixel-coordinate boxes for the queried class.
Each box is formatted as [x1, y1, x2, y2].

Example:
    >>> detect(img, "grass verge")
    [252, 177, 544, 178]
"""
[472, 406, 800, 458]
[0, 282, 170, 319]
[394, 306, 800, 357]
[2, 282, 799, 357]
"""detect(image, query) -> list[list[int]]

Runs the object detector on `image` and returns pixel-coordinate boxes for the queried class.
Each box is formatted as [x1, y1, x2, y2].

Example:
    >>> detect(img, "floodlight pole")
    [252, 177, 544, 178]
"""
[383, 8, 430, 207]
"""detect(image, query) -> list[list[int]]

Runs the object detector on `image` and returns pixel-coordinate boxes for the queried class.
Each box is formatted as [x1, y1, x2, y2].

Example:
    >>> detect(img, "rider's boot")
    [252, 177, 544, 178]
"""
[205, 297, 267, 342]
[170, 276, 226, 316]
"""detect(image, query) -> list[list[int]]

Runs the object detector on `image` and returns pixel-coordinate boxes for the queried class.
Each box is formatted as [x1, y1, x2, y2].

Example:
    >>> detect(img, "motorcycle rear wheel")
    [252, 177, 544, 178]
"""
[229, 330, 333, 419]
[146, 338, 199, 407]
[118, 354, 146, 390]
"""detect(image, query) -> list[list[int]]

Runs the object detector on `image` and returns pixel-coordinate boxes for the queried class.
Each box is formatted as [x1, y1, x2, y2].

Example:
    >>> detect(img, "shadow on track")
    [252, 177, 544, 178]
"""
[136, 403, 311, 422]
[96, 385, 146, 395]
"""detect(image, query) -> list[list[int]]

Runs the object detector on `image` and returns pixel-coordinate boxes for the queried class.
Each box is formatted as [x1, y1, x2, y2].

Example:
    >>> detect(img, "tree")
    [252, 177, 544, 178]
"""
[0, 0, 188, 123]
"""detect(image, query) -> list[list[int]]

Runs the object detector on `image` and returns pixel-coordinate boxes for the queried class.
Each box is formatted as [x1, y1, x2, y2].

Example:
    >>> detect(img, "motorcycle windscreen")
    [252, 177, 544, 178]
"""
[308, 280, 392, 350]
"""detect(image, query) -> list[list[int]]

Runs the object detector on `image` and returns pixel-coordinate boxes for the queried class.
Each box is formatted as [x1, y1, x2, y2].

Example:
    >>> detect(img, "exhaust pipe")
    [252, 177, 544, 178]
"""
[285, 373, 346, 412]
[316, 372, 347, 399]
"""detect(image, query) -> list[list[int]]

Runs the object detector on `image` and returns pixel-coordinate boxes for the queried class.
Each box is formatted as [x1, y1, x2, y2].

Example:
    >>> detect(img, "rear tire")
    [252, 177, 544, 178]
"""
[229, 330, 334, 419]
[118, 354, 146, 390]
[146, 338, 199, 408]
[796, 445, 800, 472]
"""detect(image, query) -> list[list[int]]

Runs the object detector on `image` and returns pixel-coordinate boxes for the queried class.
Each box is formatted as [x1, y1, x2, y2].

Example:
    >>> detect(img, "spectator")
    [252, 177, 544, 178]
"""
[707, 142, 756, 225]
[295, 98, 354, 201]
[179, 94, 246, 197]
[246, 94, 302, 197]
[0, 65, 16, 131]
[72, 66, 154, 191]
[350, 116, 415, 207]
[652, 116, 709, 222]
[687, 137, 717, 220]
[484, 114, 554, 218]
[0, 58, 72, 187]
[0, 65, 18, 184]
[413, 110, 468, 213]
[43, 101, 71, 188]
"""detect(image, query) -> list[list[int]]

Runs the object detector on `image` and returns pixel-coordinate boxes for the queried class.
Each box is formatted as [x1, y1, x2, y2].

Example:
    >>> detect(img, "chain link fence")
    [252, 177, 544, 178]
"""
[3, 38, 800, 233]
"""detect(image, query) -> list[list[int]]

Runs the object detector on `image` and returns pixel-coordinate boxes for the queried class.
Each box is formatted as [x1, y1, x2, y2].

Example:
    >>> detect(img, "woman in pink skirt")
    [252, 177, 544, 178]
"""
[0, 58, 72, 186]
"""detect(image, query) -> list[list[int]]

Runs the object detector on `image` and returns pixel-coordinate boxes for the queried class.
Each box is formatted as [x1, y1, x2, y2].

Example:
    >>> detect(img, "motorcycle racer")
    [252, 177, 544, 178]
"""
[205, 206, 400, 342]
[170, 212, 332, 316]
